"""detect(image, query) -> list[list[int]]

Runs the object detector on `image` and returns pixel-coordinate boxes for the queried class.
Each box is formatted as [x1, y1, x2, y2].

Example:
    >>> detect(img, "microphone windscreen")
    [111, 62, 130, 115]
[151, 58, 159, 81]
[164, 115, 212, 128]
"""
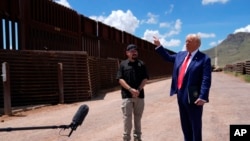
[72, 104, 89, 126]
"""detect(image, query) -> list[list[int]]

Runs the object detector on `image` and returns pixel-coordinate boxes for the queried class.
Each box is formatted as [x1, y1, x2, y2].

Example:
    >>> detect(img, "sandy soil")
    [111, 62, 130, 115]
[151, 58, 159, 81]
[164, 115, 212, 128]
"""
[1, 72, 250, 141]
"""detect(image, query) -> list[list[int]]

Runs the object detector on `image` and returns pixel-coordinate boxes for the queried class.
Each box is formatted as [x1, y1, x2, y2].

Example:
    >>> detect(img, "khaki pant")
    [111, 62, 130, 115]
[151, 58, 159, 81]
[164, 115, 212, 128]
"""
[121, 98, 144, 141]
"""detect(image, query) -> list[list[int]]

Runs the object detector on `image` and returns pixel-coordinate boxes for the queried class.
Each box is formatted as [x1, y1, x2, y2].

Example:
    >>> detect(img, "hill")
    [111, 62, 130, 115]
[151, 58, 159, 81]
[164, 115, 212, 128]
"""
[203, 32, 250, 67]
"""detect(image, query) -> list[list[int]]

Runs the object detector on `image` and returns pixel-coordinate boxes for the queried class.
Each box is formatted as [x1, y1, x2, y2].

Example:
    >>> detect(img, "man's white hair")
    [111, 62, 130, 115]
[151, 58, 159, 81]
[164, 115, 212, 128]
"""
[186, 34, 201, 47]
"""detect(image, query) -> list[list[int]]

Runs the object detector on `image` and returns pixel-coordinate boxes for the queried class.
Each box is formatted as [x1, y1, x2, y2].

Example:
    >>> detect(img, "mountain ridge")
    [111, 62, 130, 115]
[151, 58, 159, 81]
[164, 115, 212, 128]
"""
[203, 32, 250, 67]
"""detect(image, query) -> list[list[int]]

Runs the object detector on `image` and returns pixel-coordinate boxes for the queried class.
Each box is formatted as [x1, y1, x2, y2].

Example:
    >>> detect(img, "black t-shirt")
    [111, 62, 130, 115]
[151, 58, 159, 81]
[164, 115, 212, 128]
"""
[116, 59, 149, 99]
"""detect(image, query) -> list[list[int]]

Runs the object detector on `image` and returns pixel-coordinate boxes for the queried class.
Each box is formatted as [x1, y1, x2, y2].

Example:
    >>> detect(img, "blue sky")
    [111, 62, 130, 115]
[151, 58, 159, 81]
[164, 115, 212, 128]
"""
[54, 0, 250, 52]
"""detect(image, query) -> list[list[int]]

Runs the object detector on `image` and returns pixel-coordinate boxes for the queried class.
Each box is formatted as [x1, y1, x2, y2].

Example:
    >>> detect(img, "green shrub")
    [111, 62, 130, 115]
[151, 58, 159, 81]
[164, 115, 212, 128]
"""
[224, 71, 250, 83]
[244, 75, 250, 82]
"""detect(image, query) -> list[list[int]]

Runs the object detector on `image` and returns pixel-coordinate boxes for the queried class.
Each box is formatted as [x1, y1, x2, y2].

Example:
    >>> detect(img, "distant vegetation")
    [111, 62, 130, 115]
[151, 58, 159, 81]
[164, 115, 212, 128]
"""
[224, 71, 250, 83]
[203, 32, 250, 67]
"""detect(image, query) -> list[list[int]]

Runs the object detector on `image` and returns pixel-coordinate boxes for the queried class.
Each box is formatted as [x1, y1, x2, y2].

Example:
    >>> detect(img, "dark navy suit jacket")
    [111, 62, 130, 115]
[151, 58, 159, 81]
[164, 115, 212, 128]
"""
[156, 46, 212, 102]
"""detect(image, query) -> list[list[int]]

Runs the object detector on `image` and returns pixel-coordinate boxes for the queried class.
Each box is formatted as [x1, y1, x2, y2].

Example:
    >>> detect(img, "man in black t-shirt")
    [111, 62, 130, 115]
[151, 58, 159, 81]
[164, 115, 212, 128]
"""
[116, 44, 149, 141]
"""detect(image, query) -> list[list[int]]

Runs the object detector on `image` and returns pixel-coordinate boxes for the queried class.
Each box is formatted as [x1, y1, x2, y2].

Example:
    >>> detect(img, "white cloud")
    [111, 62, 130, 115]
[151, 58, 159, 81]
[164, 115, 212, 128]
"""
[162, 39, 181, 47]
[90, 15, 106, 22]
[159, 22, 171, 28]
[165, 4, 174, 15]
[142, 29, 161, 41]
[146, 12, 158, 24]
[202, 0, 229, 5]
[163, 19, 182, 37]
[181, 44, 187, 51]
[90, 10, 139, 34]
[142, 19, 182, 49]
[141, 12, 159, 24]
[234, 25, 250, 33]
[53, 0, 71, 8]
[209, 42, 217, 47]
[209, 39, 222, 47]
[197, 32, 216, 38]
[142, 29, 181, 48]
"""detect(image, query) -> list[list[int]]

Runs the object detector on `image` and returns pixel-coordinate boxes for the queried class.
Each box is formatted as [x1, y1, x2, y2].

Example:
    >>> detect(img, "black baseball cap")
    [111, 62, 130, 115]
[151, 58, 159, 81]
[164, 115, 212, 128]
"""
[126, 44, 137, 51]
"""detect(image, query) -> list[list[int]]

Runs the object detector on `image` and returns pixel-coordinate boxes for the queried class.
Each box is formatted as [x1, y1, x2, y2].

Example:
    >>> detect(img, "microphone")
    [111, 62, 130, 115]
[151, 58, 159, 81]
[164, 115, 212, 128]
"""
[68, 104, 89, 137]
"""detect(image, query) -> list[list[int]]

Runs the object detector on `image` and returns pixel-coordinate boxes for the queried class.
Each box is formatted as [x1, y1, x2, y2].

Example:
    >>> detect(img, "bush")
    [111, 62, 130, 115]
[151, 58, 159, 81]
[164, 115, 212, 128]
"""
[244, 75, 250, 82]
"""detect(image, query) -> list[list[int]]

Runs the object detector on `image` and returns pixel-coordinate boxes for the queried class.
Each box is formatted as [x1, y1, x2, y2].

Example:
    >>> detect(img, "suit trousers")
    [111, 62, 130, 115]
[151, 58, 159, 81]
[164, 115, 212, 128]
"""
[121, 98, 144, 140]
[177, 91, 203, 141]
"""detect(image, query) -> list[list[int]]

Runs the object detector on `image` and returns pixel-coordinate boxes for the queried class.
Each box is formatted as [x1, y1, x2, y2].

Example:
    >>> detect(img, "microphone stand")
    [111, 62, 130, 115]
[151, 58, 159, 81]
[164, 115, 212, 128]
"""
[0, 124, 73, 137]
[0, 104, 89, 137]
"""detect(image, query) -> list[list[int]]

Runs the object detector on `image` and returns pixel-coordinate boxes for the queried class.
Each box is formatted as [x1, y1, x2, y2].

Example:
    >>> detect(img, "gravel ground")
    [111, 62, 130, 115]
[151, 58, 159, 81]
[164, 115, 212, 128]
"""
[1, 72, 250, 141]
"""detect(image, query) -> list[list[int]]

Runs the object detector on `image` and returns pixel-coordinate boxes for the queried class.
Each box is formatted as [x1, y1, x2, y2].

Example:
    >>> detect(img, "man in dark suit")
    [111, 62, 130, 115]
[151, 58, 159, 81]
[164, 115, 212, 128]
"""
[153, 34, 212, 141]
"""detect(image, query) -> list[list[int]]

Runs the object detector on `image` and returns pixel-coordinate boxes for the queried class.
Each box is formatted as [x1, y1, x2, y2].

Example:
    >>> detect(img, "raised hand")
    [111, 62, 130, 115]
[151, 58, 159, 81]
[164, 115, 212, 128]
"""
[153, 36, 161, 47]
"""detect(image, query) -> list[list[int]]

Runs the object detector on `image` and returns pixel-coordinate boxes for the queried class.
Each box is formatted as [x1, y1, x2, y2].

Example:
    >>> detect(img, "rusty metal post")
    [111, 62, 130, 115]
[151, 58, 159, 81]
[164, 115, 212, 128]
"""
[58, 63, 64, 104]
[0, 19, 3, 49]
[2, 62, 12, 115]
[19, 0, 31, 50]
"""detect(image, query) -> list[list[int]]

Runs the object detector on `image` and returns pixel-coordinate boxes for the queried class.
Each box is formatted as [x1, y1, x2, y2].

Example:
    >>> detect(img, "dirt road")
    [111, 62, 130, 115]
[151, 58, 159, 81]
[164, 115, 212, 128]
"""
[1, 72, 250, 141]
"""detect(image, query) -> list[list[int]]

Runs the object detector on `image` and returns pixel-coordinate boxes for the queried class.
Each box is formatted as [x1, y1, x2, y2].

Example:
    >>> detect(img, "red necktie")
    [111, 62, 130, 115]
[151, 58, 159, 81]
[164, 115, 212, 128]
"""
[178, 53, 191, 89]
